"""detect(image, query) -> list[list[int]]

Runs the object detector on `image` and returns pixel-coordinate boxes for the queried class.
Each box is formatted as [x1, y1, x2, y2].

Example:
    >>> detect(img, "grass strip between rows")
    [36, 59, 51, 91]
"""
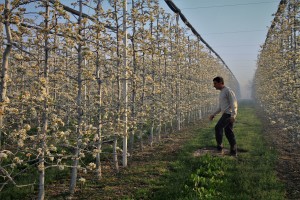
[126, 101, 285, 200]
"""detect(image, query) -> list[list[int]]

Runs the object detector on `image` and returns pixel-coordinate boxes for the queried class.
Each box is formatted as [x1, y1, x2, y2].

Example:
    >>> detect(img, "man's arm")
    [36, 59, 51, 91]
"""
[209, 106, 221, 120]
[229, 90, 238, 120]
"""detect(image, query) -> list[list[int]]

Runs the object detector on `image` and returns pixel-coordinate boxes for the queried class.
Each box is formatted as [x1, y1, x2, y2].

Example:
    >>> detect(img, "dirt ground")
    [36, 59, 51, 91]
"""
[193, 146, 233, 157]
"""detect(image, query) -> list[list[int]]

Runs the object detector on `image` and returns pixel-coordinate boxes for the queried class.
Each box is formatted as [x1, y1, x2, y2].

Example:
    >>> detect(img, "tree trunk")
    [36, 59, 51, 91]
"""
[0, 0, 13, 148]
[113, 136, 119, 173]
[149, 121, 154, 147]
[38, 2, 50, 199]
[95, 0, 103, 180]
[113, 0, 120, 173]
[150, 20, 155, 147]
[175, 14, 181, 131]
[129, 0, 137, 157]
[96, 73, 102, 179]
[156, 11, 162, 142]
[69, 0, 83, 195]
[122, 0, 128, 167]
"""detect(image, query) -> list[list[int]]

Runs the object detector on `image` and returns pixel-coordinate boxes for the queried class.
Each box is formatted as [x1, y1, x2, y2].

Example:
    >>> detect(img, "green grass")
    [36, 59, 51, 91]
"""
[130, 100, 285, 200]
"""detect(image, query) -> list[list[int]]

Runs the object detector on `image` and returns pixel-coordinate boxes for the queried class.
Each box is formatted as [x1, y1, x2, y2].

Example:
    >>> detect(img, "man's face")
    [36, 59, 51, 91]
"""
[213, 81, 223, 90]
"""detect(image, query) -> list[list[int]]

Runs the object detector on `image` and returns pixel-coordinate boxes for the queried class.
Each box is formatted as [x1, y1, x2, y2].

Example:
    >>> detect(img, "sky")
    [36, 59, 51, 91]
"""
[160, 0, 280, 99]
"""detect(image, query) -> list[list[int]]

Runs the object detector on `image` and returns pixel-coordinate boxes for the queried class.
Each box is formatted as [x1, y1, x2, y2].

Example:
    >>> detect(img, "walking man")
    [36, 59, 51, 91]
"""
[209, 76, 238, 156]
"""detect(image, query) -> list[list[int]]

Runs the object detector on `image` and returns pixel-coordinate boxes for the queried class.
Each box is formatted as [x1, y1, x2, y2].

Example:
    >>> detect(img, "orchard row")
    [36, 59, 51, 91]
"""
[254, 0, 300, 142]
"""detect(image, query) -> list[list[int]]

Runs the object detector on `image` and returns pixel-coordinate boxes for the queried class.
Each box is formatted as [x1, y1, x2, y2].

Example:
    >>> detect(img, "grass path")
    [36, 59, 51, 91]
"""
[148, 101, 285, 200]
[74, 101, 285, 200]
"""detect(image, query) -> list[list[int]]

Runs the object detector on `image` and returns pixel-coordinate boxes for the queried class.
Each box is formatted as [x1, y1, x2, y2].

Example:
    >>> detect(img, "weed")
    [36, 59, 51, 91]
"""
[184, 154, 227, 199]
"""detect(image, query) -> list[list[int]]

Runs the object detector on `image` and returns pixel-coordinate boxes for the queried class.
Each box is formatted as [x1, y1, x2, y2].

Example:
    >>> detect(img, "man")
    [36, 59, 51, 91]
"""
[209, 76, 238, 156]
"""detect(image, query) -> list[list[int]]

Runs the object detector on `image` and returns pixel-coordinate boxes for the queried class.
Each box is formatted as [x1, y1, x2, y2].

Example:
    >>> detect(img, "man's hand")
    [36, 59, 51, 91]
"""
[230, 117, 235, 123]
[209, 115, 215, 121]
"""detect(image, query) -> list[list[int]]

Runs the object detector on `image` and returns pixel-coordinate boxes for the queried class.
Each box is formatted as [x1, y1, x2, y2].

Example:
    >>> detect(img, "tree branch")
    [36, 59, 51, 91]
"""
[48, 0, 116, 31]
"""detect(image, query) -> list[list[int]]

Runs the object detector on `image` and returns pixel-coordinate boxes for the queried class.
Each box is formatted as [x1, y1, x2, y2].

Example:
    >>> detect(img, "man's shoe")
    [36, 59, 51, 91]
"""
[217, 145, 223, 151]
[217, 145, 224, 155]
[230, 145, 237, 157]
[230, 150, 237, 157]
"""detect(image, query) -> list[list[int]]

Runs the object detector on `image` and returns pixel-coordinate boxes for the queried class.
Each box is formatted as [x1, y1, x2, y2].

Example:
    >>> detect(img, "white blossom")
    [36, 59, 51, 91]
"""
[0, 153, 8, 160]
[38, 163, 44, 171]
[58, 165, 65, 170]
[87, 162, 96, 170]
[79, 177, 86, 183]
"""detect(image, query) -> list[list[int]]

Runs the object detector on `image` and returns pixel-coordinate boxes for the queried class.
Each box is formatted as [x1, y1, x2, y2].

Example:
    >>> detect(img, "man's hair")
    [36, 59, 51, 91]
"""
[213, 76, 224, 84]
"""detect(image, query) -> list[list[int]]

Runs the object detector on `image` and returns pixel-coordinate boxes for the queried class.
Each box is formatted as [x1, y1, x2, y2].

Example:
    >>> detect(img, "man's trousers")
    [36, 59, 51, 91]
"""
[215, 113, 236, 149]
